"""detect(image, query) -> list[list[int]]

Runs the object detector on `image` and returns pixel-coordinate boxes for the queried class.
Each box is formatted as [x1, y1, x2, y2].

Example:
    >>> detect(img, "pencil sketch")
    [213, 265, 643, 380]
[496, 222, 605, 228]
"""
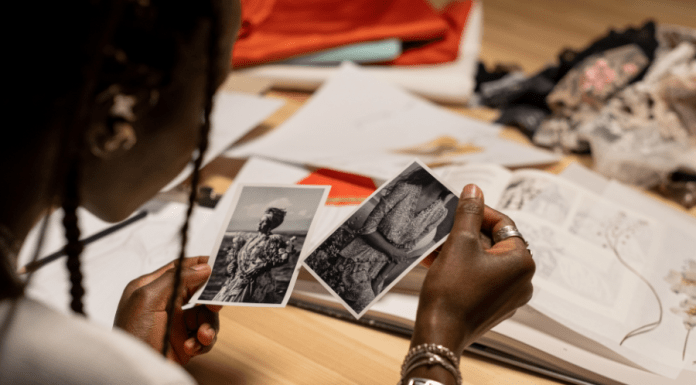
[517, 218, 616, 306]
[196, 185, 328, 306]
[499, 175, 577, 225]
[568, 197, 653, 265]
[304, 161, 457, 318]
[568, 196, 662, 345]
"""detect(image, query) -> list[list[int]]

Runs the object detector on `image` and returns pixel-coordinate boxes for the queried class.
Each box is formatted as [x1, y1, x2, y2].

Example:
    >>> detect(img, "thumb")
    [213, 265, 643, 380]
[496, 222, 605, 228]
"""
[179, 263, 212, 300]
[443, 184, 485, 258]
[141, 263, 212, 308]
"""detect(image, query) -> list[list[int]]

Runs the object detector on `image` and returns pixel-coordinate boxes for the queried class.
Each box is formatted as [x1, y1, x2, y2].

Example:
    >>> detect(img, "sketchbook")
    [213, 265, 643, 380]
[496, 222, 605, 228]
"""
[292, 163, 696, 384]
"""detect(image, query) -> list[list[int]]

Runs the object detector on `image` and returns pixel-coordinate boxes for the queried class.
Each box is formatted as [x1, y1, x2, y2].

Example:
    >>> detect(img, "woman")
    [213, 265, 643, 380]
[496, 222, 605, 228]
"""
[2, 1, 240, 383]
[337, 168, 453, 312]
[1, 1, 534, 385]
[211, 208, 295, 303]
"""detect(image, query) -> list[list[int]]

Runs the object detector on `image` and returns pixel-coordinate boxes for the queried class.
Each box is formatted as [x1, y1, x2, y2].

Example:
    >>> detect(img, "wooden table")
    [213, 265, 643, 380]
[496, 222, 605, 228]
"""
[185, 1, 695, 383]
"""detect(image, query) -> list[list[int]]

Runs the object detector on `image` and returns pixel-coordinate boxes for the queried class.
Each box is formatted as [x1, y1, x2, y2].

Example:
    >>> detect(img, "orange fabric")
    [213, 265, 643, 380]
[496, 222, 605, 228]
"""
[387, 1, 473, 65]
[233, 0, 449, 67]
[297, 169, 377, 206]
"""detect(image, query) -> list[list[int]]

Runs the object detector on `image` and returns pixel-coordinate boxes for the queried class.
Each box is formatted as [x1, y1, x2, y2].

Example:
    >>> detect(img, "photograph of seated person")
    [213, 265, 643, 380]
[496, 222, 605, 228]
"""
[0, 1, 534, 384]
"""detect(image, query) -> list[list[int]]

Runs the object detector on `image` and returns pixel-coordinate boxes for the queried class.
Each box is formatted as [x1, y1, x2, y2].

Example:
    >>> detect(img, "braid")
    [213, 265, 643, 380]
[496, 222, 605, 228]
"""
[56, 1, 128, 317]
[161, 4, 217, 356]
[161, 99, 212, 356]
[62, 162, 86, 315]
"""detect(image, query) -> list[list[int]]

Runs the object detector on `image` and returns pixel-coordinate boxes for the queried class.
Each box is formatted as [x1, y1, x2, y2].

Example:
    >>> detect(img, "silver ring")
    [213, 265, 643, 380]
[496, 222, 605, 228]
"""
[493, 225, 528, 246]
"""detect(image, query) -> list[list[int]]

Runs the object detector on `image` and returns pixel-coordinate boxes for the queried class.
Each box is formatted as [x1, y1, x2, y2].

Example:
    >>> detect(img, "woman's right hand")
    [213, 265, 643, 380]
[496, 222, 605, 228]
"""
[406, 184, 535, 383]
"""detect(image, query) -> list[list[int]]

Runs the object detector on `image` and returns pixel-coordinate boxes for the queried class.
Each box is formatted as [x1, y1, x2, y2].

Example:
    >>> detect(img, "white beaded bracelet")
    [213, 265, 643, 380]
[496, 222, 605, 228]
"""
[399, 343, 462, 385]
[401, 353, 462, 385]
[402, 344, 460, 370]
[405, 378, 446, 385]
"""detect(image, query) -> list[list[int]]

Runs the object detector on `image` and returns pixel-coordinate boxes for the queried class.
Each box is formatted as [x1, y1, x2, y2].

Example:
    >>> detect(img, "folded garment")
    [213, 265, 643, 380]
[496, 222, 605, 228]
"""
[477, 21, 659, 137]
[235, 1, 482, 105]
[233, 0, 453, 67]
[387, 1, 474, 65]
[280, 39, 402, 65]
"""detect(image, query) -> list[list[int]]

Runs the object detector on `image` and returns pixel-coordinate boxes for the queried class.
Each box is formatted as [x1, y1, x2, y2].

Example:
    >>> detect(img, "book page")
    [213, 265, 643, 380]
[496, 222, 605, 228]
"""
[497, 170, 690, 377]
[438, 163, 512, 205]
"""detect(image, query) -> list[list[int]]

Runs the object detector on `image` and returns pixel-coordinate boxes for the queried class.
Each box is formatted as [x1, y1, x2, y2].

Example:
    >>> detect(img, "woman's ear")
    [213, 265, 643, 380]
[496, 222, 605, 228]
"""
[88, 91, 140, 159]
[86, 122, 137, 159]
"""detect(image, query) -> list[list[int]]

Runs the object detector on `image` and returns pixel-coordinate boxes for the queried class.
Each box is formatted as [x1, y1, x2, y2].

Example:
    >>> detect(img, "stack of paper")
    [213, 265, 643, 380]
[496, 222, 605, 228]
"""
[229, 63, 558, 180]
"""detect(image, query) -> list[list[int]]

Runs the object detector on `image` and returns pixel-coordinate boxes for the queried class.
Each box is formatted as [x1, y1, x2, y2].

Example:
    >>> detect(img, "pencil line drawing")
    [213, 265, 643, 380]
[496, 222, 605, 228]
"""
[519, 219, 615, 305]
[598, 213, 663, 346]
[500, 177, 576, 225]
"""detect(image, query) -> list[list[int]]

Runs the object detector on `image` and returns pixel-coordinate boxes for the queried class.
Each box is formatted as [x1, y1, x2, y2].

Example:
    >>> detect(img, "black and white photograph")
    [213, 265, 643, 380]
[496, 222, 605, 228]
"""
[303, 160, 458, 318]
[192, 184, 329, 307]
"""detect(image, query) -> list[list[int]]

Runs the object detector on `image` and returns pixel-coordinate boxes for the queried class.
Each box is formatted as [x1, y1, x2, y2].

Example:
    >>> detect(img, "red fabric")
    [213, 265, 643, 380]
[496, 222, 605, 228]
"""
[233, 0, 450, 68]
[387, 1, 473, 65]
[297, 169, 376, 206]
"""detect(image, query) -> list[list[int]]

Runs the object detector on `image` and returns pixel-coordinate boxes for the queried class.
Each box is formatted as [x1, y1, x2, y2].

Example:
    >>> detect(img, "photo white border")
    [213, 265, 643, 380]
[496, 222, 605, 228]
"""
[189, 183, 330, 307]
[302, 159, 460, 319]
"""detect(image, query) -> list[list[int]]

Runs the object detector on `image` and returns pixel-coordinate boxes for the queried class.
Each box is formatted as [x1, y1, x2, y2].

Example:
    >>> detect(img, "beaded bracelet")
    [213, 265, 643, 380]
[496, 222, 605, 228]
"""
[405, 378, 446, 385]
[401, 344, 460, 374]
[400, 353, 462, 385]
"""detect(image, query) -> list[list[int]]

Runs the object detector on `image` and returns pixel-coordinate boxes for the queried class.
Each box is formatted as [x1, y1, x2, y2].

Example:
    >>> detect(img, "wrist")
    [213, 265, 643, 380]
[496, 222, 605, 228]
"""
[411, 305, 471, 356]
[400, 344, 462, 385]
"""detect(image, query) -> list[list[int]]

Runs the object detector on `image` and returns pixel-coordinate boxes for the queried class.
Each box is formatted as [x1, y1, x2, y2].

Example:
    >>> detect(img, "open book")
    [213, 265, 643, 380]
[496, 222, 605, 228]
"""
[292, 163, 696, 385]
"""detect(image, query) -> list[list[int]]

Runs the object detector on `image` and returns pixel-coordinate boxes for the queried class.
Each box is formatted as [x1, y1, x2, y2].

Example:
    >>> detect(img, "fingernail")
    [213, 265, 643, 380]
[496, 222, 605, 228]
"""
[185, 339, 196, 350]
[463, 184, 480, 199]
[191, 264, 209, 271]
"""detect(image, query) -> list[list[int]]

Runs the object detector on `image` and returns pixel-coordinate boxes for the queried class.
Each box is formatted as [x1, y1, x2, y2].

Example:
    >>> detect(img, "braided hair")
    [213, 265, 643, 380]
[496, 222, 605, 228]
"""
[3, 0, 227, 352]
[161, 1, 220, 353]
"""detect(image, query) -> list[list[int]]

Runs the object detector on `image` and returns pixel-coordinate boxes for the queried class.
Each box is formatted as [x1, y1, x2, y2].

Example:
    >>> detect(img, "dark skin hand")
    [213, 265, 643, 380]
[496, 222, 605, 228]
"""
[406, 184, 535, 384]
[113, 256, 221, 365]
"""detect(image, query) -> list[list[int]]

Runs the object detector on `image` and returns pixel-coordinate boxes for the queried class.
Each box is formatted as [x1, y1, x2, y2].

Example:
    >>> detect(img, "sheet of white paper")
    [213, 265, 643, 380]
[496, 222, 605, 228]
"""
[439, 163, 513, 205]
[19, 202, 214, 327]
[162, 92, 284, 191]
[558, 162, 610, 194]
[228, 63, 558, 180]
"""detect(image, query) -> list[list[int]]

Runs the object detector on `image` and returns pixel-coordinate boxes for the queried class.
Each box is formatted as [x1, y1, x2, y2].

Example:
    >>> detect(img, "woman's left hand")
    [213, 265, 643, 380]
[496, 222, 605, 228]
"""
[114, 256, 221, 365]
